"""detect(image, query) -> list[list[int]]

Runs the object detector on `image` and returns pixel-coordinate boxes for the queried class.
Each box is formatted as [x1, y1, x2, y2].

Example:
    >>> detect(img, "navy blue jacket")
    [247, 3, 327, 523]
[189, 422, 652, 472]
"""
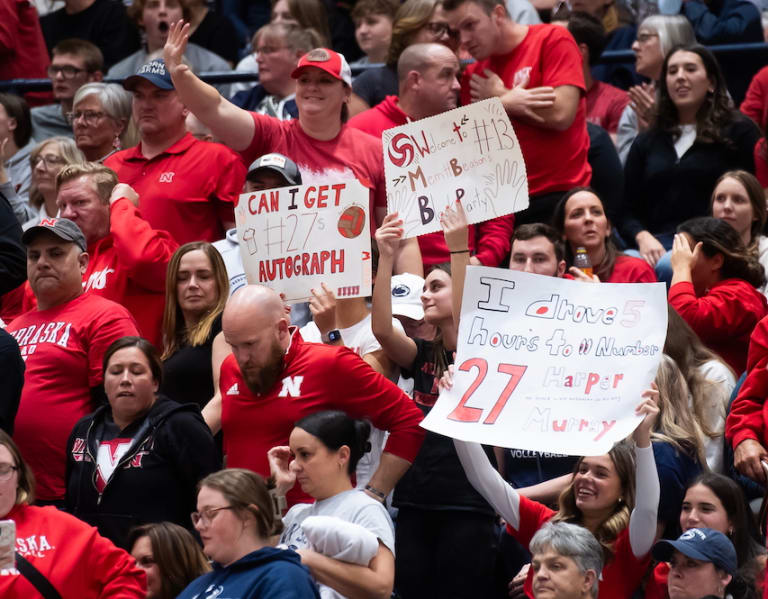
[683, 0, 762, 44]
[177, 547, 321, 599]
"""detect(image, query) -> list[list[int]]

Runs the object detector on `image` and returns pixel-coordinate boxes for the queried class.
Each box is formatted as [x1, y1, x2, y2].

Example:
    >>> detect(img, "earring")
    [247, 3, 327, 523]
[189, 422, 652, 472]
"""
[112, 135, 122, 150]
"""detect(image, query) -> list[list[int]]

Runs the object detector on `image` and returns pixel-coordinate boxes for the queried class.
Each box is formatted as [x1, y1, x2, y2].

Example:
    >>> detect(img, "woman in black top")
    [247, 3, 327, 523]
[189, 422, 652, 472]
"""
[622, 44, 760, 269]
[160, 242, 229, 410]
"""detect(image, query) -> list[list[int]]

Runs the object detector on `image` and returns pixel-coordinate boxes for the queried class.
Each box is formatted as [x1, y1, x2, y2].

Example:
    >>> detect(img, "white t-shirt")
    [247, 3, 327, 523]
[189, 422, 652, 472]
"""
[674, 124, 697, 159]
[697, 359, 736, 473]
[281, 489, 395, 599]
[300, 314, 403, 489]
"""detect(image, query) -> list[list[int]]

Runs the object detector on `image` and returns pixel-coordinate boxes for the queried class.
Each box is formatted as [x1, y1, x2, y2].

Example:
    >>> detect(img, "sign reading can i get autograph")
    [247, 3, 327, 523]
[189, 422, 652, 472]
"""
[383, 97, 529, 238]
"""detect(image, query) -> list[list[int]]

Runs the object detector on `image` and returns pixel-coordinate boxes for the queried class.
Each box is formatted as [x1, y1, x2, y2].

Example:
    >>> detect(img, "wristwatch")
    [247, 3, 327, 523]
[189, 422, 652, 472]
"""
[322, 329, 342, 344]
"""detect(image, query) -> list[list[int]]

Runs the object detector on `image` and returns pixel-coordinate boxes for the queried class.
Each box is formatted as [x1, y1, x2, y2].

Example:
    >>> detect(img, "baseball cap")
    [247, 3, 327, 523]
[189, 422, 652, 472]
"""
[247, 153, 302, 186]
[291, 48, 352, 87]
[123, 58, 174, 91]
[391, 273, 425, 321]
[22, 217, 87, 252]
[652, 528, 737, 575]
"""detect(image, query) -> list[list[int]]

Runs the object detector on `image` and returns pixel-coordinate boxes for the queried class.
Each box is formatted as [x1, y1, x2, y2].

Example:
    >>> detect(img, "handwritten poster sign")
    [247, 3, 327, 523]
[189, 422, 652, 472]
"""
[383, 98, 528, 239]
[422, 268, 667, 455]
[234, 179, 372, 303]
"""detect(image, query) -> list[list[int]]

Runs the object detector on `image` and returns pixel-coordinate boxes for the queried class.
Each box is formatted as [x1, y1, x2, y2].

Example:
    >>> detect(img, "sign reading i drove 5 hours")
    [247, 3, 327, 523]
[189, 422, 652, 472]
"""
[234, 178, 372, 303]
[422, 268, 668, 456]
[383, 97, 529, 238]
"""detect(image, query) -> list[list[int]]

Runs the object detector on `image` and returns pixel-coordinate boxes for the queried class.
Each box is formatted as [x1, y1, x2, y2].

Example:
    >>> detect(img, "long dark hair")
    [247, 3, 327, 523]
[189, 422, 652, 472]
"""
[295, 411, 372, 475]
[427, 262, 452, 379]
[654, 44, 735, 144]
[678, 217, 766, 289]
[552, 187, 620, 281]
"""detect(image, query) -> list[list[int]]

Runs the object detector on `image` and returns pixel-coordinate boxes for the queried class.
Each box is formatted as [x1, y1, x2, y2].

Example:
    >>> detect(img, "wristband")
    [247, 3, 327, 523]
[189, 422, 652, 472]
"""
[364, 484, 386, 502]
[269, 490, 287, 517]
[450, 249, 470, 254]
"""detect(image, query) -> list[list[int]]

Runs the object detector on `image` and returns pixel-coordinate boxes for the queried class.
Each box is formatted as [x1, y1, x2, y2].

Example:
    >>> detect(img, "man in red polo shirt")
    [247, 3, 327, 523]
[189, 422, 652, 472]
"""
[349, 42, 515, 267]
[443, 0, 591, 225]
[104, 58, 246, 245]
[214, 284, 425, 507]
[55, 162, 177, 347]
[7, 218, 138, 503]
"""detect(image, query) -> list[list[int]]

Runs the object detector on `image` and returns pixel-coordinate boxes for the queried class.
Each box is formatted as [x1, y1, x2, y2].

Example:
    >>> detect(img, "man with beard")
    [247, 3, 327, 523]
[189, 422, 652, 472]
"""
[218, 284, 426, 507]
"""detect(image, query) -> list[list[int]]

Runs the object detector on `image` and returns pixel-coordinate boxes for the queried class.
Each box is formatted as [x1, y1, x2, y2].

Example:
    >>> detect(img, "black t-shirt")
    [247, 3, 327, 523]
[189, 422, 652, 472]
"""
[394, 338, 496, 514]
[40, 0, 140, 69]
[189, 9, 242, 66]
[351, 65, 398, 109]
[161, 314, 222, 411]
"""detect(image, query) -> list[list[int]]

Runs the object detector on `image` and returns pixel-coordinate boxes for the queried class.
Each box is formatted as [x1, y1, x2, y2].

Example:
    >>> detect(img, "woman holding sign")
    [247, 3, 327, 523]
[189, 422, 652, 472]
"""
[371, 211, 499, 598]
[552, 187, 657, 283]
[668, 216, 768, 375]
[446, 367, 661, 599]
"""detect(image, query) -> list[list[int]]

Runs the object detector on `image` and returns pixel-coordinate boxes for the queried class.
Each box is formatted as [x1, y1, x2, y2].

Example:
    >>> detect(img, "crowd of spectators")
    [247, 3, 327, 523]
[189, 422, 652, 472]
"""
[2, 0, 768, 597]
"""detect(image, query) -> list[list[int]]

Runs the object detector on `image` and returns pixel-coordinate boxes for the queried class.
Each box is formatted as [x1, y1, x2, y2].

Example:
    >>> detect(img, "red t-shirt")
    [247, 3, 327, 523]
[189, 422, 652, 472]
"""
[669, 279, 768, 374]
[585, 80, 630, 134]
[754, 138, 767, 188]
[347, 95, 515, 266]
[460, 24, 591, 197]
[606, 255, 657, 283]
[104, 133, 246, 245]
[219, 328, 425, 506]
[0, 504, 146, 597]
[507, 495, 650, 598]
[241, 115, 386, 227]
[741, 65, 768, 131]
[84, 198, 178, 348]
[7, 294, 139, 501]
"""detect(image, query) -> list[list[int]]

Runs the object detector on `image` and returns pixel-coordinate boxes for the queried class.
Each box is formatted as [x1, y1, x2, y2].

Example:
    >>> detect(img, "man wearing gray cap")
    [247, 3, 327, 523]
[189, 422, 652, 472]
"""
[6, 217, 138, 504]
[105, 58, 246, 245]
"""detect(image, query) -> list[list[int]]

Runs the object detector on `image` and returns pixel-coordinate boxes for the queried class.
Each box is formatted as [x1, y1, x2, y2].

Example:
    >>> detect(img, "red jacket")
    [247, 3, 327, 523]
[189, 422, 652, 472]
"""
[726, 313, 768, 448]
[669, 279, 768, 375]
[0, 0, 51, 106]
[347, 95, 515, 266]
[0, 504, 146, 598]
[84, 198, 178, 347]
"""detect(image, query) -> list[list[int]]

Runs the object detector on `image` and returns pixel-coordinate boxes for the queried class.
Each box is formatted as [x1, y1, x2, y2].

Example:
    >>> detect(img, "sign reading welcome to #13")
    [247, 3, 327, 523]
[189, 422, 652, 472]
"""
[422, 268, 668, 456]
[234, 179, 372, 303]
[383, 97, 529, 239]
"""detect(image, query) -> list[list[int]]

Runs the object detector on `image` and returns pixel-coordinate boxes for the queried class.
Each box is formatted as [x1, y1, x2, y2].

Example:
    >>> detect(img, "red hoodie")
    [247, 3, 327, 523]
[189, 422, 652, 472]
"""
[668, 279, 767, 374]
[0, 504, 146, 598]
[84, 197, 178, 348]
[348, 95, 515, 266]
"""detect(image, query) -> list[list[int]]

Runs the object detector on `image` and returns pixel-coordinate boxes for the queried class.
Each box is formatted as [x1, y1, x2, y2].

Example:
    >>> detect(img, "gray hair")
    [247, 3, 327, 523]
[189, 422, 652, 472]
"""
[73, 82, 132, 123]
[639, 15, 696, 57]
[530, 522, 603, 598]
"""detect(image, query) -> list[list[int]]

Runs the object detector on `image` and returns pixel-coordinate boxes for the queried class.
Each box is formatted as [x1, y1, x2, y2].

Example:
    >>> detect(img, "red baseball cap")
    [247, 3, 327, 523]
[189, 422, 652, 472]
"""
[291, 48, 352, 86]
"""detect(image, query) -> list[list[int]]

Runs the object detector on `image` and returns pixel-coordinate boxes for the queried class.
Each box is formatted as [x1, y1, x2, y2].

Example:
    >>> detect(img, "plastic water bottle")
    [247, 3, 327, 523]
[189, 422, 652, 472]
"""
[574, 247, 593, 277]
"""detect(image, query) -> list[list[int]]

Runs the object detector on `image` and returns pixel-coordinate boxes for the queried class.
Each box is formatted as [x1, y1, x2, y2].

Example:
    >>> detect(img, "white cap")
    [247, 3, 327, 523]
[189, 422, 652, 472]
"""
[390, 273, 425, 321]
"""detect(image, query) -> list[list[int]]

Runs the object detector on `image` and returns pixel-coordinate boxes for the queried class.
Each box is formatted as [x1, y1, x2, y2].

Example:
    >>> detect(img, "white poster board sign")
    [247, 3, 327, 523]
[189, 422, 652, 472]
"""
[422, 267, 667, 456]
[383, 97, 528, 239]
[234, 179, 372, 303]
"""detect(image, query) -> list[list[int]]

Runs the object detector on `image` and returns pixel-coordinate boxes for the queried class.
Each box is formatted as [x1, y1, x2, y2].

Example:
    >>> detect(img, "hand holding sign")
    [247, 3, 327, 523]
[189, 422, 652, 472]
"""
[632, 385, 660, 448]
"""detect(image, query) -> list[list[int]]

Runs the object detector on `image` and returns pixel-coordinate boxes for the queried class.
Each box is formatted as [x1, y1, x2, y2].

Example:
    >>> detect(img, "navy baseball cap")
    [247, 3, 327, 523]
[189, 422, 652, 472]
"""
[123, 58, 174, 91]
[247, 153, 302, 186]
[22, 217, 87, 252]
[652, 528, 737, 575]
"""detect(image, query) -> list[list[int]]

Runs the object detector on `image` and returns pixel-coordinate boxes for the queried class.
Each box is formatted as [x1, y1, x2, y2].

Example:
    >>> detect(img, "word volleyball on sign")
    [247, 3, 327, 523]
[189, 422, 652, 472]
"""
[422, 268, 667, 456]
[234, 179, 372, 303]
[383, 97, 528, 238]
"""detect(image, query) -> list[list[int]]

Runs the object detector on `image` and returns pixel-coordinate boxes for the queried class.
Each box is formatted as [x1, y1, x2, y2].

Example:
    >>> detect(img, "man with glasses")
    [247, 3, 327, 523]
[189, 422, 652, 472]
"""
[30, 39, 104, 142]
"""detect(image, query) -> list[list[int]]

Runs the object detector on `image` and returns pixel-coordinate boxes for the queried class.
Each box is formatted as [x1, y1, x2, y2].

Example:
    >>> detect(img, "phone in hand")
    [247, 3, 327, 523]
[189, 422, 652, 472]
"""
[0, 520, 14, 570]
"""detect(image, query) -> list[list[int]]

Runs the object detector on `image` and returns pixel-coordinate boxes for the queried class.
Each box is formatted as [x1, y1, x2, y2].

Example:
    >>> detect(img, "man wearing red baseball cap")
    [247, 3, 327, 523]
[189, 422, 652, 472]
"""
[161, 22, 422, 275]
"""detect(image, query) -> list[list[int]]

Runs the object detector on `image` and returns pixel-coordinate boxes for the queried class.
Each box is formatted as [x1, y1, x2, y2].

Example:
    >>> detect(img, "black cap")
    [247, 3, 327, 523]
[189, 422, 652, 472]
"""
[22, 217, 87, 252]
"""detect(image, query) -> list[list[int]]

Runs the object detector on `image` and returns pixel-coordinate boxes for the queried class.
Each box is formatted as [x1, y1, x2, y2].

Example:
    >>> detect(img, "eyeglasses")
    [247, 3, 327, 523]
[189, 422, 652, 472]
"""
[0, 464, 18, 481]
[66, 110, 106, 125]
[47, 65, 87, 79]
[32, 154, 67, 169]
[424, 22, 459, 40]
[636, 32, 659, 43]
[190, 505, 235, 527]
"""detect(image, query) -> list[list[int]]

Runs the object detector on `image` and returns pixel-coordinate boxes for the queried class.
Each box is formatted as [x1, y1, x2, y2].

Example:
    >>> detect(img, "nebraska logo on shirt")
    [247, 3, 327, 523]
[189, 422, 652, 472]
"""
[226, 383, 239, 395]
[96, 438, 133, 492]
[513, 66, 532, 88]
[84, 267, 115, 291]
[278, 376, 303, 397]
[16, 535, 54, 558]
[158, 172, 175, 183]
[10, 321, 73, 358]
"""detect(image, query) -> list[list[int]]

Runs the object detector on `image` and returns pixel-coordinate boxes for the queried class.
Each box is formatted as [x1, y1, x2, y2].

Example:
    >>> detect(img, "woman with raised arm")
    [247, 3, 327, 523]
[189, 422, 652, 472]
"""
[162, 21, 421, 275]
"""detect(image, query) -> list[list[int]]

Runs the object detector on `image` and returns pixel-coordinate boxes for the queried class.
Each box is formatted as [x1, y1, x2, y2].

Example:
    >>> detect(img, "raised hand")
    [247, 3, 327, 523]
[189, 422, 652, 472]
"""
[163, 20, 191, 76]
[267, 445, 296, 495]
[669, 233, 700, 274]
[375, 212, 404, 260]
[440, 199, 469, 253]
[632, 384, 660, 448]
[309, 283, 337, 336]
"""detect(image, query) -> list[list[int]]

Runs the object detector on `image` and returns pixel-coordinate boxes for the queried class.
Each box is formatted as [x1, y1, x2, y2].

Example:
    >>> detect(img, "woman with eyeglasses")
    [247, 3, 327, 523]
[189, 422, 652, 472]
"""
[70, 82, 136, 162]
[65, 336, 220, 549]
[178, 468, 320, 599]
[23, 136, 85, 230]
[0, 429, 147, 597]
